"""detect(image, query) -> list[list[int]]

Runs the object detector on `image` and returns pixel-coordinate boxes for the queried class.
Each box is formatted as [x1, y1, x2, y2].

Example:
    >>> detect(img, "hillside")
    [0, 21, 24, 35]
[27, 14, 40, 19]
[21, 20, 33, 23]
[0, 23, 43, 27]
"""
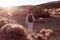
[37, 1, 60, 9]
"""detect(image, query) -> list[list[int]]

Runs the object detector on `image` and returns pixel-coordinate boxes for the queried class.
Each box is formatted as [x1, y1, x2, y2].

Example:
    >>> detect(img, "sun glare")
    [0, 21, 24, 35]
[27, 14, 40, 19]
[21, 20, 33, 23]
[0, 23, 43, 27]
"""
[0, 0, 20, 7]
[0, 0, 12, 7]
[0, 0, 15, 16]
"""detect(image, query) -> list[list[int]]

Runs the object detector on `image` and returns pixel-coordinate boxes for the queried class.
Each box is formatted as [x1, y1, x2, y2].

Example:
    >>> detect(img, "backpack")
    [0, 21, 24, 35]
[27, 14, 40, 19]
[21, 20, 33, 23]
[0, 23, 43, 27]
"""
[28, 15, 33, 22]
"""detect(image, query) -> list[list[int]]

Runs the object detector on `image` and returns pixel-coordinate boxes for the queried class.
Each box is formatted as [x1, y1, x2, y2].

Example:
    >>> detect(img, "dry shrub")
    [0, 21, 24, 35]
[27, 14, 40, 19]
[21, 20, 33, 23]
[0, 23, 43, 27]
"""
[32, 6, 50, 18]
[40, 28, 54, 40]
[30, 33, 43, 40]
[26, 28, 54, 40]
[0, 18, 9, 28]
[31, 28, 54, 40]
[0, 17, 18, 29]
[0, 23, 29, 40]
[30, 28, 54, 40]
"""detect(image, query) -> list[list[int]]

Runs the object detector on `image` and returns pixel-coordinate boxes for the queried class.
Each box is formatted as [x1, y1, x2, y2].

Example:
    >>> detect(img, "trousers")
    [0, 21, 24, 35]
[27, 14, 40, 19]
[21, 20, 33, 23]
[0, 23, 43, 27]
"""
[28, 22, 33, 33]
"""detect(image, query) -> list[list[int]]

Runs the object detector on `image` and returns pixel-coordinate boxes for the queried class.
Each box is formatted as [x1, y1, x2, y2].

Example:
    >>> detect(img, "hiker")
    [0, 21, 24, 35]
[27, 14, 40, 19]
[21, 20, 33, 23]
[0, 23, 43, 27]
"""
[26, 10, 35, 33]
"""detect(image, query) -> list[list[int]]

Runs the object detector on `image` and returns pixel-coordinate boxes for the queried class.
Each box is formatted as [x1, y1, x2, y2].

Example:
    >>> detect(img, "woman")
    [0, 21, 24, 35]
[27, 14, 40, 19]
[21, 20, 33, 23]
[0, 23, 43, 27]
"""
[26, 9, 35, 33]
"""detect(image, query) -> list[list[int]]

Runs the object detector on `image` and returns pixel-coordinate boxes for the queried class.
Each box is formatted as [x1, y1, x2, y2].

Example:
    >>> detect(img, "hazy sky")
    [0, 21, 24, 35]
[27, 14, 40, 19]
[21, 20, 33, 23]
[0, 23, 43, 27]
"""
[0, 0, 58, 7]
